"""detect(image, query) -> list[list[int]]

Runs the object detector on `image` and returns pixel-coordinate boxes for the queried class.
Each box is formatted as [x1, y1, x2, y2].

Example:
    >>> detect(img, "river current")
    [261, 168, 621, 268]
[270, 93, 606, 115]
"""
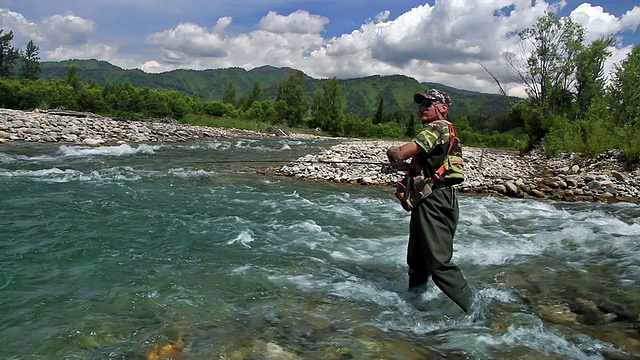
[1, 137, 639, 359]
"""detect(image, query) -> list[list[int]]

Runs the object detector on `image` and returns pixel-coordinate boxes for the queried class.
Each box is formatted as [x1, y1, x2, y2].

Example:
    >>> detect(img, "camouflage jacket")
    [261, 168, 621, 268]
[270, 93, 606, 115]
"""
[412, 119, 464, 184]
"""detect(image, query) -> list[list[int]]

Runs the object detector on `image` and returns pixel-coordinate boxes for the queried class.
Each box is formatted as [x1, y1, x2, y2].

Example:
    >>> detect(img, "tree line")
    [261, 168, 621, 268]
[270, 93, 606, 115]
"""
[500, 11, 640, 161]
[1, 11, 639, 160]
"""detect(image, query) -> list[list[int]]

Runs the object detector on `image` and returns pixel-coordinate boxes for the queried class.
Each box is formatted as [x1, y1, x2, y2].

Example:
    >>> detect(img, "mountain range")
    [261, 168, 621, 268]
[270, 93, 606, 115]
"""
[40, 59, 518, 119]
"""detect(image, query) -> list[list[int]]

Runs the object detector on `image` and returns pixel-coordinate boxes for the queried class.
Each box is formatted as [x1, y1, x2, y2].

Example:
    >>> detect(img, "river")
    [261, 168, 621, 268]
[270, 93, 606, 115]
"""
[1, 137, 639, 360]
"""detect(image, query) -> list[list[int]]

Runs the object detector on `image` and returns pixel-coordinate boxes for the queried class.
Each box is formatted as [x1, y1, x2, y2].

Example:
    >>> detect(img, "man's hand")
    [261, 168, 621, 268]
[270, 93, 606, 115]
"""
[387, 146, 410, 171]
[386, 141, 422, 171]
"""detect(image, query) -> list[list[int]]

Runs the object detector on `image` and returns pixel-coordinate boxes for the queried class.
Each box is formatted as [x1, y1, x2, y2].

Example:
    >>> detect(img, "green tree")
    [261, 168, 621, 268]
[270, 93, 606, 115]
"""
[75, 83, 107, 113]
[0, 78, 21, 108]
[242, 100, 267, 121]
[20, 40, 41, 80]
[275, 70, 307, 127]
[508, 11, 585, 109]
[343, 89, 368, 118]
[575, 37, 614, 121]
[405, 112, 416, 138]
[379, 86, 400, 118]
[373, 97, 384, 124]
[0, 30, 20, 78]
[273, 100, 287, 125]
[66, 65, 80, 89]
[222, 82, 236, 106]
[608, 44, 640, 159]
[238, 82, 270, 111]
[19, 79, 76, 110]
[204, 100, 230, 117]
[310, 77, 343, 134]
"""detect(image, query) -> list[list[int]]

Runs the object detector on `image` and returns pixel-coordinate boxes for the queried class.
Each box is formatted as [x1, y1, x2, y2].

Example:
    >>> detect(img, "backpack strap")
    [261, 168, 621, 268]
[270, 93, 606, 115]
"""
[429, 122, 458, 183]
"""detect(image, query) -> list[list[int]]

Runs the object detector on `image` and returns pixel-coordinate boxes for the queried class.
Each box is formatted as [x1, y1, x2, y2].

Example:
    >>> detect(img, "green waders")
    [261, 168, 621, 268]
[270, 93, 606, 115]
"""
[407, 186, 473, 313]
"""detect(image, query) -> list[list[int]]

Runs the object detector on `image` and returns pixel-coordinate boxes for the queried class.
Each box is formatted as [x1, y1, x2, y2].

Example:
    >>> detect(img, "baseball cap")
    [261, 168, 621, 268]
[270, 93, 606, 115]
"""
[414, 89, 452, 106]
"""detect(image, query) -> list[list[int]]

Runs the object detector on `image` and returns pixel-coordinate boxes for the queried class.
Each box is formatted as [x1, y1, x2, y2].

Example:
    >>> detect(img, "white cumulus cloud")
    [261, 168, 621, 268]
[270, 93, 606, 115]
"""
[0, 1, 638, 97]
[258, 10, 329, 34]
[0, 8, 45, 44]
[621, 6, 640, 32]
[146, 22, 228, 59]
[41, 12, 95, 45]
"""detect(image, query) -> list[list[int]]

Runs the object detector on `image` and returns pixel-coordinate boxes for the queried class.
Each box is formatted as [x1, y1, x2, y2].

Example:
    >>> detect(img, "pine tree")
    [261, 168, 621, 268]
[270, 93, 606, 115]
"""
[310, 77, 343, 134]
[405, 113, 416, 138]
[0, 30, 20, 78]
[222, 82, 236, 106]
[373, 97, 384, 124]
[66, 65, 80, 89]
[20, 40, 41, 80]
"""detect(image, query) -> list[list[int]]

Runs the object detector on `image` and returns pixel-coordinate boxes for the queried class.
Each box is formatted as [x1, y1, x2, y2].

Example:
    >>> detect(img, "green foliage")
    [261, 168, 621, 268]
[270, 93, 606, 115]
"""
[75, 84, 107, 113]
[16, 79, 76, 109]
[540, 115, 583, 157]
[513, 11, 585, 107]
[340, 114, 405, 139]
[275, 70, 307, 127]
[575, 37, 614, 120]
[577, 98, 617, 156]
[238, 82, 270, 111]
[203, 100, 232, 117]
[373, 97, 384, 125]
[0, 30, 20, 78]
[310, 77, 344, 134]
[405, 113, 417, 138]
[20, 40, 41, 80]
[222, 82, 236, 106]
[608, 44, 640, 160]
[66, 65, 80, 89]
[505, 100, 551, 150]
[0, 77, 21, 108]
[40, 60, 515, 119]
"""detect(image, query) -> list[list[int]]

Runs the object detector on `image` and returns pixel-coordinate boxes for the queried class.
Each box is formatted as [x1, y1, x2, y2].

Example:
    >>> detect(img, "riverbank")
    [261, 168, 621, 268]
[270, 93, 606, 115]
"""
[276, 139, 640, 204]
[2, 107, 639, 204]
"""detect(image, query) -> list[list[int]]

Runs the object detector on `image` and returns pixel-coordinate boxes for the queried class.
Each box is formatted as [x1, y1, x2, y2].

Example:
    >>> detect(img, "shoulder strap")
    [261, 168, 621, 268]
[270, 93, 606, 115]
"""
[429, 121, 457, 183]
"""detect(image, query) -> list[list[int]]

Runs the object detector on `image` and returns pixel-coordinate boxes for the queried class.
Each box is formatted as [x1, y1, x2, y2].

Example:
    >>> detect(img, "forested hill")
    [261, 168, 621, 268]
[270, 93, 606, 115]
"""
[40, 59, 518, 119]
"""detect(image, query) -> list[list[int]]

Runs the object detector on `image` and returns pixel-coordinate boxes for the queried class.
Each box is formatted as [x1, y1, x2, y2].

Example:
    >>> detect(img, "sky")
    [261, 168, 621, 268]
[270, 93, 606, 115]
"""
[0, 0, 639, 97]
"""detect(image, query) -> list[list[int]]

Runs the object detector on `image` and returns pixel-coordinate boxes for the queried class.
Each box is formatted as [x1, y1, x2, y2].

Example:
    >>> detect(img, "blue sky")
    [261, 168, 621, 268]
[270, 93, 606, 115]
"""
[0, 0, 638, 96]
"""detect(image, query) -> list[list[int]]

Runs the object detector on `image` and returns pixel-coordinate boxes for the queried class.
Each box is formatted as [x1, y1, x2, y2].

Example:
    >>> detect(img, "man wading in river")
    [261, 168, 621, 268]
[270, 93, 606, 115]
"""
[386, 89, 473, 313]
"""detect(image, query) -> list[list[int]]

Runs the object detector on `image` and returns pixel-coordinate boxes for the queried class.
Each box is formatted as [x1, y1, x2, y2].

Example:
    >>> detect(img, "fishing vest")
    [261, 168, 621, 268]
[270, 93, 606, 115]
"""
[395, 120, 464, 211]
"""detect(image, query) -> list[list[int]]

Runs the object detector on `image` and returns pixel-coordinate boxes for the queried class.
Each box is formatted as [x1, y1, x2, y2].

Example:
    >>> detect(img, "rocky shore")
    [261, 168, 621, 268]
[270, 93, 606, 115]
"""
[277, 139, 640, 204]
[0, 108, 274, 144]
[2, 107, 639, 204]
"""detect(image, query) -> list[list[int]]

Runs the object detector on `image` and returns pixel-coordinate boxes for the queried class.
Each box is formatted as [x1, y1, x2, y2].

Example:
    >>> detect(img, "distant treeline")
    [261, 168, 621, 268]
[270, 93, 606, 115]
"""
[0, 68, 528, 149]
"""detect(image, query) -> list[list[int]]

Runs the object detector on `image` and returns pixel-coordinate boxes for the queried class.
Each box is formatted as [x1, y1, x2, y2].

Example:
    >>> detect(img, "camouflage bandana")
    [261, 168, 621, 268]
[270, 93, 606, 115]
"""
[414, 89, 452, 106]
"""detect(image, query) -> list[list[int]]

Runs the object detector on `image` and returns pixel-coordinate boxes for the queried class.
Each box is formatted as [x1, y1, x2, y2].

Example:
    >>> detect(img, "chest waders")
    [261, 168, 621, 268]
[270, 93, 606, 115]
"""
[404, 122, 473, 313]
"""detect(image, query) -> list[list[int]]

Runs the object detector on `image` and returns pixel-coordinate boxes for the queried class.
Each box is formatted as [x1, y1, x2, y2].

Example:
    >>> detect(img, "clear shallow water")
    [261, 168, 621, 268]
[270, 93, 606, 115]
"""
[1, 138, 639, 360]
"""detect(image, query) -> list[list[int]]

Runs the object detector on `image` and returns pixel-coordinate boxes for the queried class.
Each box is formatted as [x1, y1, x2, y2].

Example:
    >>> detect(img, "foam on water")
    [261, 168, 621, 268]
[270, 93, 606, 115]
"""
[226, 229, 255, 248]
[2, 139, 639, 359]
[0, 152, 17, 163]
[474, 321, 608, 359]
[57, 143, 161, 157]
[166, 168, 215, 178]
[0, 165, 216, 183]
